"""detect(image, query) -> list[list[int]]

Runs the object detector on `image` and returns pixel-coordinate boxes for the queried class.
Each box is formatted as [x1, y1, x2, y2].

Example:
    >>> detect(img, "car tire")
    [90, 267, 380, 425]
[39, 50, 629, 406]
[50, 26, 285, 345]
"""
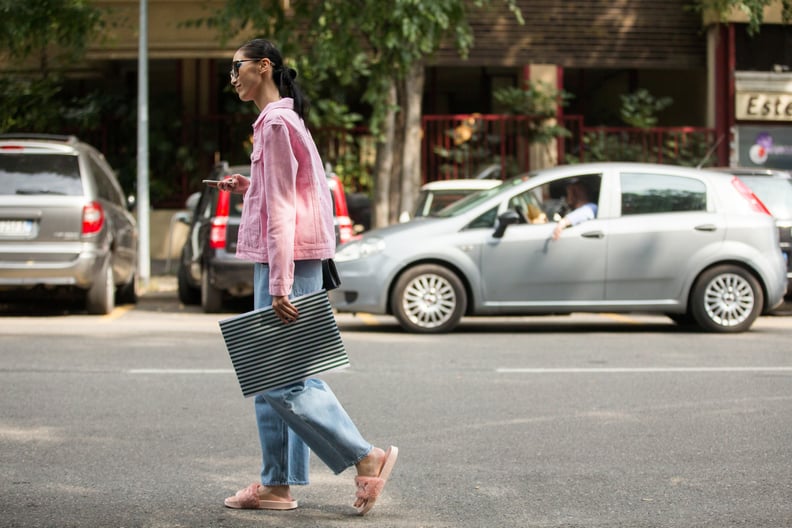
[666, 312, 696, 327]
[690, 265, 763, 333]
[178, 265, 201, 305]
[86, 259, 115, 315]
[116, 272, 139, 305]
[391, 264, 466, 333]
[201, 267, 224, 313]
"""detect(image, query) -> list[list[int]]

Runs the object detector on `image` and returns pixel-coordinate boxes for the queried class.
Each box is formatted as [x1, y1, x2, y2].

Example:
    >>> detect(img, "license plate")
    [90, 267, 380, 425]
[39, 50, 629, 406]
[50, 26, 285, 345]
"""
[0, 219, 34, 237]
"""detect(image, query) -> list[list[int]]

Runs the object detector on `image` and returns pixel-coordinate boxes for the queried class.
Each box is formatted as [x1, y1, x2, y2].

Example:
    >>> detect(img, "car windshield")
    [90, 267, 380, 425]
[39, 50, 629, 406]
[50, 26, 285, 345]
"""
[434, 176, 527, 217]
[0, 153, 83, 196]
[740, 176, 792, 219]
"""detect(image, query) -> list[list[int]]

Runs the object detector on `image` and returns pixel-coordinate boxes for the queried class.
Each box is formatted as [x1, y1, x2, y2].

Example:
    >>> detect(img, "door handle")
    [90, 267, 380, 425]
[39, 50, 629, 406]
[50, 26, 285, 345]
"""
[581, 231, 604, 239]
[695, 224, 717, 232]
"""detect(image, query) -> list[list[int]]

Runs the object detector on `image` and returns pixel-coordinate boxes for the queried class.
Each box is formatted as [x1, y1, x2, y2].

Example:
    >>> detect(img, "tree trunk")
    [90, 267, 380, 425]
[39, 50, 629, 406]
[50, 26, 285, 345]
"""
[398, 62, 425, 221]
[372, 80, 397, 229]
[373, 64, 425, 226]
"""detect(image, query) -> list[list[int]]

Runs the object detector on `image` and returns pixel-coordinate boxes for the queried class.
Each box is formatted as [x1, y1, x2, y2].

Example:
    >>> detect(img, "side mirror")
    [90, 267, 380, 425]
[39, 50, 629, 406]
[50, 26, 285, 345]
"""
[173, 211, 192, 225]
[493, 210, 521, 238]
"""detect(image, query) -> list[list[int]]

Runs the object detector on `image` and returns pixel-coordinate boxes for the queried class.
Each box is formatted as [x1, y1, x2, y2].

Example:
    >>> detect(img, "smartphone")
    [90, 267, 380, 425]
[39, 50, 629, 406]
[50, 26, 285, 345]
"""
[202, 179, 219, 187]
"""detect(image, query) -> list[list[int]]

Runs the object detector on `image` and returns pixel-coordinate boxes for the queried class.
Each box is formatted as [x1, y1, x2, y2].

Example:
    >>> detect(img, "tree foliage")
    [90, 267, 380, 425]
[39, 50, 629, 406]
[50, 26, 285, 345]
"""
[619, 89, 673, 129]
[192, 0, 524, 224]
[0, 0, 106, 133]
[691, 0, 792, 34]
[0, 0, 104, 75]
[192, 0, 522, 134]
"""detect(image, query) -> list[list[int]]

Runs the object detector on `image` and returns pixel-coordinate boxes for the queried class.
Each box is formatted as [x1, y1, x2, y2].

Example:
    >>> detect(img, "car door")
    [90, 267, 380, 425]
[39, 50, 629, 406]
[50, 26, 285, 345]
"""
[605, 170, 725, 302]
[90, 153, 137, 277]
[190, 187, 216, 277]
[478, 175, 607, 306]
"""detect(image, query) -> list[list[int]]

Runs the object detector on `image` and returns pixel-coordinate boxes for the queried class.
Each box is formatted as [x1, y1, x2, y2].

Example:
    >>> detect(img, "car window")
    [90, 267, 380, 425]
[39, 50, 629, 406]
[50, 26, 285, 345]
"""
[230, 192, 244, 216]
[89, 155, 124, 206]
[620, 172, 706, 215]
[466, 207, 499, 229]
[435, 177, 521, 218]
[0, 153, 83, 196]
[428, 190, 481, 215]
[739, 176, 792, 218]
[526, 174, 601, 221]
[197, 188, 215, 220]
[508, 187, 550, 224]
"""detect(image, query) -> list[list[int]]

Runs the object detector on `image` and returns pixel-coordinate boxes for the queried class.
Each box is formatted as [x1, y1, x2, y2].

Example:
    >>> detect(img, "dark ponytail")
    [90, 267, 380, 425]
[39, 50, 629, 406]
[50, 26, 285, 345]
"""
[239, 38, 309, 119]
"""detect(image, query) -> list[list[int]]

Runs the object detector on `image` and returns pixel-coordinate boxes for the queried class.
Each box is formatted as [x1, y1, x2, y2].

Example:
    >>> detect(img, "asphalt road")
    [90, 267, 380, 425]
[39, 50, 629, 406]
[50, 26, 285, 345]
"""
[1, 288, 791, 528]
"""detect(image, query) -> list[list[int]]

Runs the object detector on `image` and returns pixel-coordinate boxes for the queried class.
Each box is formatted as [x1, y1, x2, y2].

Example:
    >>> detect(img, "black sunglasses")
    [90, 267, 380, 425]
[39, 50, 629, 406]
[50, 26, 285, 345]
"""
[230, 59, 261, 80]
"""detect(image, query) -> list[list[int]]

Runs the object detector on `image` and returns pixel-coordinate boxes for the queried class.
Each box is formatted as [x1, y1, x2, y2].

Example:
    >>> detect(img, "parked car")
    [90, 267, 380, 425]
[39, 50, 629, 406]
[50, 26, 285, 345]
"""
[473, 163, 503, 180]
[0, 134, 138, 314]
[400, 178, 502, 222]
[706, 167, 792, 294]
[326, 173, 355, 245]
[177, 162, 353, 312]
[330, 162, 787, 333]
[176, 162, 251, 312]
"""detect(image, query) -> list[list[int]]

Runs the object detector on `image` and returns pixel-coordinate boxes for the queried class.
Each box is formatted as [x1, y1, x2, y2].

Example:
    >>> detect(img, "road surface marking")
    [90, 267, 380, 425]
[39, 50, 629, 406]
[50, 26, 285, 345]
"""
[497, 367, 792, 374]
[356, 313, 380, 325]
[127, 369, 233, 374]
[102, 305, 134, 321]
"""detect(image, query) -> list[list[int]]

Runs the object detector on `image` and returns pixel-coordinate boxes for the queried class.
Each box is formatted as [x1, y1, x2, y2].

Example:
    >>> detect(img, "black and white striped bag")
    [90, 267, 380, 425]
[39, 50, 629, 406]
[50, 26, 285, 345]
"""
[218, 290, 349, 397]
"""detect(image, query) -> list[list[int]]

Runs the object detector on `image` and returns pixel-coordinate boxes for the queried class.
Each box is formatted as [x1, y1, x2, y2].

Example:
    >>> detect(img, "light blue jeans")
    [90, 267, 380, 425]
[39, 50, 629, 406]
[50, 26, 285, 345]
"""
[253, 260, 372, 485]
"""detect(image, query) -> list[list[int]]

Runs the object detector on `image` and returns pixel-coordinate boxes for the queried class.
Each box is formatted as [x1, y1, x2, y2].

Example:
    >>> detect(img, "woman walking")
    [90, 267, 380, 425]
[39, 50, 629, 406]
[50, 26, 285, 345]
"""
[217, 38, 397, 515]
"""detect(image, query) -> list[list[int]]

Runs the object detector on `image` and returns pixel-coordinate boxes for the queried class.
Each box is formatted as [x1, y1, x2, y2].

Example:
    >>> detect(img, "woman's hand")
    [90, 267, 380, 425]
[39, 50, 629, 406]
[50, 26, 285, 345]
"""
[217, 174, 250, 194]
[272, 295, 299, 324]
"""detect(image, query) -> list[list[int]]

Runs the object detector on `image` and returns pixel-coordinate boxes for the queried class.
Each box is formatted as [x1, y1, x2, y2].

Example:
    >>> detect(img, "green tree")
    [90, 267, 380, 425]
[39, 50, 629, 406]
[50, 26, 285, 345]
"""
[619, 89, 672, 129]
[0, 0, 105, 132]
[193, 0, 523, 226]
[494, 80, 573, 145]
[691, 0, 792, 34]
[0, 0, 104, 75]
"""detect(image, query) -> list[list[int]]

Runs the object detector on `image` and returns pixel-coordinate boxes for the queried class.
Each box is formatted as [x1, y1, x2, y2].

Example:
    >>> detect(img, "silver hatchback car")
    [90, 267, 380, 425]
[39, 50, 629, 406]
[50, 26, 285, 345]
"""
[330, 162, 787, 333]
[0, 134, 138, 314]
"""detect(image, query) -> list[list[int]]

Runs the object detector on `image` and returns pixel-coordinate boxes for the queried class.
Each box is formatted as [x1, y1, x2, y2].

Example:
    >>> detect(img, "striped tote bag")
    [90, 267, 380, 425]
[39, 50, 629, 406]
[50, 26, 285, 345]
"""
[218, 290, 349, 397]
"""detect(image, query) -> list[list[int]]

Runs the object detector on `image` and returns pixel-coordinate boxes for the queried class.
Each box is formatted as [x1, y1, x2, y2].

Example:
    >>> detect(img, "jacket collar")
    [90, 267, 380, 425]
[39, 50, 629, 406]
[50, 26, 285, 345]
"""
[254, 98, 294, 128]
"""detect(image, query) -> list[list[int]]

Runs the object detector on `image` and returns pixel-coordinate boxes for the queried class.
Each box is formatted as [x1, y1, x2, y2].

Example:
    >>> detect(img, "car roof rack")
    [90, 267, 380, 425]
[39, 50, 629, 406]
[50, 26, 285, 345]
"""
[0, 133, 79, 144]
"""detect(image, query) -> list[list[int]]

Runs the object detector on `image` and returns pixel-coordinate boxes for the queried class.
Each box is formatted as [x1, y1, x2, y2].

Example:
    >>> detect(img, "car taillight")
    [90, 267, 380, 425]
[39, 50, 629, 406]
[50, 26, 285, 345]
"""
[82, 201, 105, 235]
[731, 176, 772, 215]
[210, 190, 231, 249]
[338, 216, 354, 245]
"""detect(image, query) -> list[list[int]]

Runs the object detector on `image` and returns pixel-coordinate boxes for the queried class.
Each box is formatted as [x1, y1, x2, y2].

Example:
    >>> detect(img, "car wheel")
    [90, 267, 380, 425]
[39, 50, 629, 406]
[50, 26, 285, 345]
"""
[116, 272, 139, 305]
[391, 264, 466, 333]
[201, 267, 224, 313]
[86, 259, 115, 315]
[178, 265, 201, 305]
[690, 265, 763, 333]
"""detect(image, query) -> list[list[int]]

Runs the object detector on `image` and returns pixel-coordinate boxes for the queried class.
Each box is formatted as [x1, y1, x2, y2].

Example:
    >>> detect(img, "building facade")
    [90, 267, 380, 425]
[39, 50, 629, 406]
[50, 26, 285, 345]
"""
[6, 1, 792, 198]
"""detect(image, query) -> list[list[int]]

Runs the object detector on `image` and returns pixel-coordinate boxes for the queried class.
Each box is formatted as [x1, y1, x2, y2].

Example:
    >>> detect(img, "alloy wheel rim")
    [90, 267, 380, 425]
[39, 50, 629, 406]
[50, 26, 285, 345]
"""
[703, 273, 755, 327]
[402, 273, 457, 329]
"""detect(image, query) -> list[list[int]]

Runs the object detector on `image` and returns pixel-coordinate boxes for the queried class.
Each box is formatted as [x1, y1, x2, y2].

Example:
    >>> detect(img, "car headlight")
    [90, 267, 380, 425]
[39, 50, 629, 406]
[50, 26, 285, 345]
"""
[335, 236, 386, 262]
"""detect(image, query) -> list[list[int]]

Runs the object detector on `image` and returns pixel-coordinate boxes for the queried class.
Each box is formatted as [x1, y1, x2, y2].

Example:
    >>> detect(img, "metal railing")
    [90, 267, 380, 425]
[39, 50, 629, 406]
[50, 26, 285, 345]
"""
[72, 112, 721, 207]
[422, 113, 720, 184]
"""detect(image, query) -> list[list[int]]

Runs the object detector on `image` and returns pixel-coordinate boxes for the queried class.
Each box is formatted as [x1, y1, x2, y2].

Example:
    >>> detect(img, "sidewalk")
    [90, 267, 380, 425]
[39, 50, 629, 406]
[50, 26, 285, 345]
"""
[141, 260, 178, 295]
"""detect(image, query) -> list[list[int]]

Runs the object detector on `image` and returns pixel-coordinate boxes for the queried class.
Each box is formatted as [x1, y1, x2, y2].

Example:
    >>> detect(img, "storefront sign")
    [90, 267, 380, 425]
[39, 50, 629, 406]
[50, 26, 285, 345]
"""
[735, 125, 792, 170]
[735, 92, 792, 121]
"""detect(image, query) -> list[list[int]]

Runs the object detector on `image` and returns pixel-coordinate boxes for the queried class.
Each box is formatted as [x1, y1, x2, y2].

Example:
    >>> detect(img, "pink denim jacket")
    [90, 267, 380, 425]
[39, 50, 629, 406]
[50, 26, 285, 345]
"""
[236, 98, 335, 296]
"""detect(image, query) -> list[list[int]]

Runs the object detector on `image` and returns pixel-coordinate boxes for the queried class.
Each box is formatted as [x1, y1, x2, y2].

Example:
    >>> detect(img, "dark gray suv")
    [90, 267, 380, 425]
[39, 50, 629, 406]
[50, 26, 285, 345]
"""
[176, 162, 252, 313]
[0, 134, 138, 314]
